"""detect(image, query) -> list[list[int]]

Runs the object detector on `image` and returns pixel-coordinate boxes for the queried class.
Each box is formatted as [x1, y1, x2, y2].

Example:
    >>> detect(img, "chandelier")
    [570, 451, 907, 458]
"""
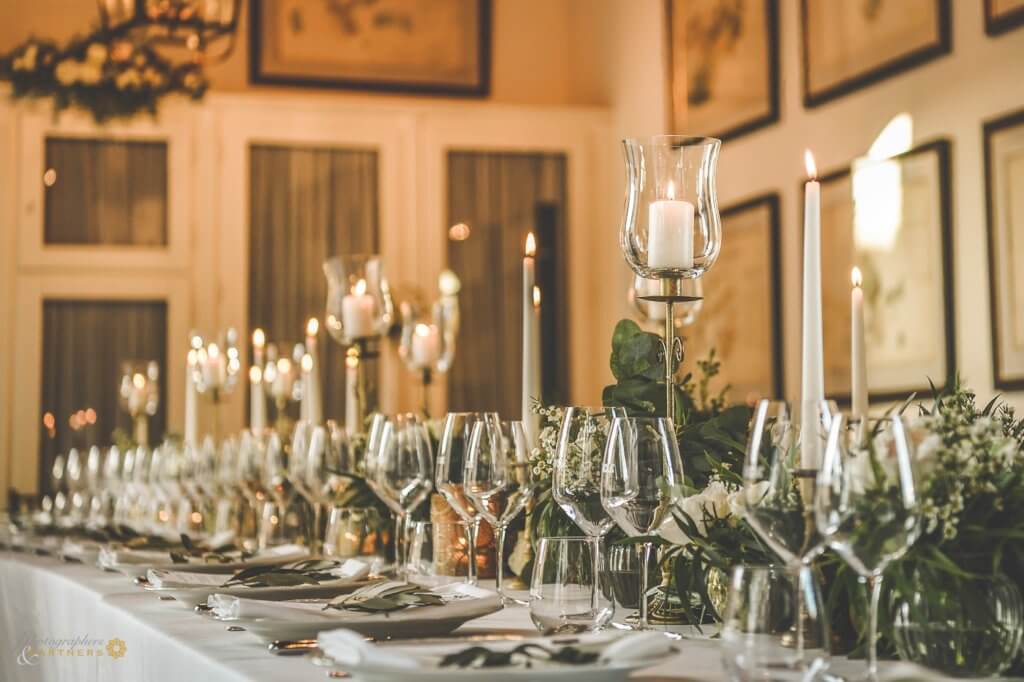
[97, 0, 241, 61]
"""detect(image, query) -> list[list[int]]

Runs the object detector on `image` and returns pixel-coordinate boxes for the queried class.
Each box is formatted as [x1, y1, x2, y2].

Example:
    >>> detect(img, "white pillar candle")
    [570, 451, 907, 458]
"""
[272, 357, 293, 401]
[851, 267, 869, 418]
[249, 365, 267, 434]
[341, 280, 375, 339]
[647, 182, 695, 269]
[411, 323, 441, 367]
[800, 151, 825, 470]
[304, 318, 323, 425]
[251, 329, 267, 434]
[184, 349, 198, 446]
[522, 233, 541, 447]
[344, 349, 360, 435]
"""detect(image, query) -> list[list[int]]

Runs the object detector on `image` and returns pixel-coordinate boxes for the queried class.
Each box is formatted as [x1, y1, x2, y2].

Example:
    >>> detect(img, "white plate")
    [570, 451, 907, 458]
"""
[146, 576, 380, 609]
[101, 545, 310, 580]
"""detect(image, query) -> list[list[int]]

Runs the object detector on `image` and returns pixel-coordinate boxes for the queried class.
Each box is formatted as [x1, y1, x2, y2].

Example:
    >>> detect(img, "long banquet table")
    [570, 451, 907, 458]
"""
[0, 551, 992, 682]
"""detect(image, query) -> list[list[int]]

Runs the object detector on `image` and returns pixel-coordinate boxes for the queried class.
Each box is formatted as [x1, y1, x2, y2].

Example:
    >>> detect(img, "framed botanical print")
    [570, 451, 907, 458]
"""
[812, 140, 955, 403]
[684, 193, 783, 403]
[984, 108, 1024, 389]
[250, 0, 491, 96]
[801, 0, 951, 108]
[986, 0, 1024, 35]
[666, 0, 780, 142]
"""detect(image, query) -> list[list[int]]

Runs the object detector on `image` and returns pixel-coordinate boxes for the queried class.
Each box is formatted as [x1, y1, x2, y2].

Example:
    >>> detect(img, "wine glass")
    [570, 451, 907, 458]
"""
[376, 413, 433, 574]
[816, 413, 921, 680]
[304, 422, 356, 554]
[601, 416, 684, 630]
[436, 411, 498, 585]
[553, 407, 625, 546]
[742, 399, 834, 662]
[720, 565, 831, 680]
[465, 419, 536, 603]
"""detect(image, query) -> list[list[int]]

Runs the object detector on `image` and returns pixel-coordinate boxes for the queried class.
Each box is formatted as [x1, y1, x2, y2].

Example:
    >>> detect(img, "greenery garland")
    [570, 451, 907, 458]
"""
[0, 29, 208, 122]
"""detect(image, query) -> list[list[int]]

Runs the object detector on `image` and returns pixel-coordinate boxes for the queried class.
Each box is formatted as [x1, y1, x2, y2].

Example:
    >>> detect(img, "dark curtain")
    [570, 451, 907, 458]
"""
[44, 137, 168, 246]
[446, 151, 569, 414]
[39, 300, 168, 493]
[248, 144, 379, 423]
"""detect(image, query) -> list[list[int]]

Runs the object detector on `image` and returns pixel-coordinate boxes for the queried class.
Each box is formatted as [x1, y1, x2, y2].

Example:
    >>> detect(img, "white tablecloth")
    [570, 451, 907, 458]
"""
[0, 550, 989, 682]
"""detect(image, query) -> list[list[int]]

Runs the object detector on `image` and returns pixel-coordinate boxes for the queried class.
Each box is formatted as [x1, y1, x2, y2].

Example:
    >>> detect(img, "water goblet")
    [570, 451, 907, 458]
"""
[816, 413, 921, 680]
[465, 418, 536, 603]
[376, 413, 433, 575]
[529, 537, 615, 634]
[601, 416, 684, 630]
[437, 411, 498, 585]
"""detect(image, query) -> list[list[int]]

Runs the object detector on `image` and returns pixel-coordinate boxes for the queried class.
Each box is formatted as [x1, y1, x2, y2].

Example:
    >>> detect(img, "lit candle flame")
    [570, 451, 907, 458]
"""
[533, 285, 541, 308]
[525, 232, 536, 258]
[851, 266, 863, 288]
[277, 357, 291, 374]
[132, 373, 146, 390]
[190, 334, 203, 350]
[353, 279, 367, 296]
[345, 347, 360, 368]
[306, 317, 319, 337]
[415, 323, 431, 337]
[187, 349, 198, 366]
[804, 150, 818, 181]
[301, 353, 313, 372]
[667, 180, 676, 200]
[249, 365, 262, 383]
[207, 343, 220, 359]
[252, 328, 265, 348]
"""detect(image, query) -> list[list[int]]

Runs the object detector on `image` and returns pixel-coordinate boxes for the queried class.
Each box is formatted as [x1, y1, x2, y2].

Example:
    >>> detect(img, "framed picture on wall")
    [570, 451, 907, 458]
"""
[986, 0, 1024, 35]
[250, 0, 491, 96]
[684, 193, 783, 403]
[984, 108, 1024, 389]
[811, 140, 955, 403]
[666, 0, 780, 142]
[800, 0, 951, 108]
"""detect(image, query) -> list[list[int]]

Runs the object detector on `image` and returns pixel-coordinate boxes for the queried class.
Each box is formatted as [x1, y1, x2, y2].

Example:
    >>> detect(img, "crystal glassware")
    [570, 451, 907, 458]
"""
[816, 413, 921, 680]
[324, 506, 383, 560]
[720, 565, 831, 681]
[465, 419, 536, 603]
[742, 399, 835, 663]
[303, 422, 356, 554]
[376, 413, 433, 575]
[602, 416, 684, 629]
[529, 536, 615, 635]
[436, 411, 499, 585]
[629, 275, 703, 327]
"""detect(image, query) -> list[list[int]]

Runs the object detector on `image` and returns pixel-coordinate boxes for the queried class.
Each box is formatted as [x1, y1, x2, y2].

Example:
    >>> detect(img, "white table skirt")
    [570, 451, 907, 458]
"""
[0, 551, 986, 682]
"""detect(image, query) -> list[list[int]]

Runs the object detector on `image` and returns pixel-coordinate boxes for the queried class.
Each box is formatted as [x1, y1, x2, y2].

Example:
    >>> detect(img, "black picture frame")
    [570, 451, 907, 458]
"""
[800, 0, 952, 109]
[249, 0, 492, 97]
[665, 0, 780, 143]
[984, 107, 1024, 390]
[801, 140, 956, 404]
[986, 0, 1024, 35]
[720, 193, 785, 398]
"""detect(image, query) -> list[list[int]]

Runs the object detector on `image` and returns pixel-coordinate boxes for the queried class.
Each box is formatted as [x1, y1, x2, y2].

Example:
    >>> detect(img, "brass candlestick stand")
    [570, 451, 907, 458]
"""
[637, 278, 703, 419]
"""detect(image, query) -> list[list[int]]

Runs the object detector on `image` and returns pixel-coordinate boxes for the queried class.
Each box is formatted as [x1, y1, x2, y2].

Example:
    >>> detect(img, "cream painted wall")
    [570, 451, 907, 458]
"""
[594, 0, 1024, 411]
[0, 0, 595, 107]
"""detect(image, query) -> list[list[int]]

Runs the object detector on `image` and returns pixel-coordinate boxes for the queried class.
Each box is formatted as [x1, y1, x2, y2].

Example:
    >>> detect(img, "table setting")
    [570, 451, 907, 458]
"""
[4, 134, 1024, 682]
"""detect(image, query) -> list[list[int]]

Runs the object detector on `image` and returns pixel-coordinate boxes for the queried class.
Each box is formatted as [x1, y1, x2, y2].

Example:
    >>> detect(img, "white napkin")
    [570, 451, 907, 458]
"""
[100, 542, 305, 570]
[149, 557, 371, 590]
[317, 629, 663, 674]
[210, 580, 495, 621]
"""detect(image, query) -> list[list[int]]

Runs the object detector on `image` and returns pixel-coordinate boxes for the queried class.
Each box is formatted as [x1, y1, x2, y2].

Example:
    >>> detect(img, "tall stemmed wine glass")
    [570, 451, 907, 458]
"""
[602, 416, 684, 630]
[437, 412, 498, 585]
[376, 413, 433, 575]
[742, 399, 834, 666]
[816, 413, 921, 680]
[465, 419, 536, 603]
[304, 422, 356, 554]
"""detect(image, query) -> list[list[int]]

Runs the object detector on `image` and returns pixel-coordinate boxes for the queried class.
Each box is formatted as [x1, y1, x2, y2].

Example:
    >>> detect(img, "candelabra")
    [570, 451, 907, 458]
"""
[323, 255, 393, 434]
[621, 135, 721, 419]
[118, 360, 159, 446]
[397, 270, 461, 416]
[190, 328, 242, 441]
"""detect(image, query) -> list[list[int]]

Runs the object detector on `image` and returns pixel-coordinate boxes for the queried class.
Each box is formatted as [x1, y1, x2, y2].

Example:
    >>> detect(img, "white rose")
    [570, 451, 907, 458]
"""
[702, 480, 732, 519]
[658, 513, 692, 546]
[86, 43, 108, 65]
[78, 62, 102, 85]
[55, 60, 80, 85]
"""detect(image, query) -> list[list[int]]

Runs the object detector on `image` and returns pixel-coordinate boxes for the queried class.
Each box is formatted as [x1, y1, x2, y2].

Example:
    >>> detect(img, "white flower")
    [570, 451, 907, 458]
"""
[78, 62, 102, 85]
[13, 44, 38, 71]
[55, 59, 80, 85]
[85, 43, 108, 65]
[115, 68, 141, 90]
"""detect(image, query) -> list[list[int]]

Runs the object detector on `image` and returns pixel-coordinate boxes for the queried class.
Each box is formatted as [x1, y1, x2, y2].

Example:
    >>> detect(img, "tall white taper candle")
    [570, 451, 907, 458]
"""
[800, 151, 825, 470]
